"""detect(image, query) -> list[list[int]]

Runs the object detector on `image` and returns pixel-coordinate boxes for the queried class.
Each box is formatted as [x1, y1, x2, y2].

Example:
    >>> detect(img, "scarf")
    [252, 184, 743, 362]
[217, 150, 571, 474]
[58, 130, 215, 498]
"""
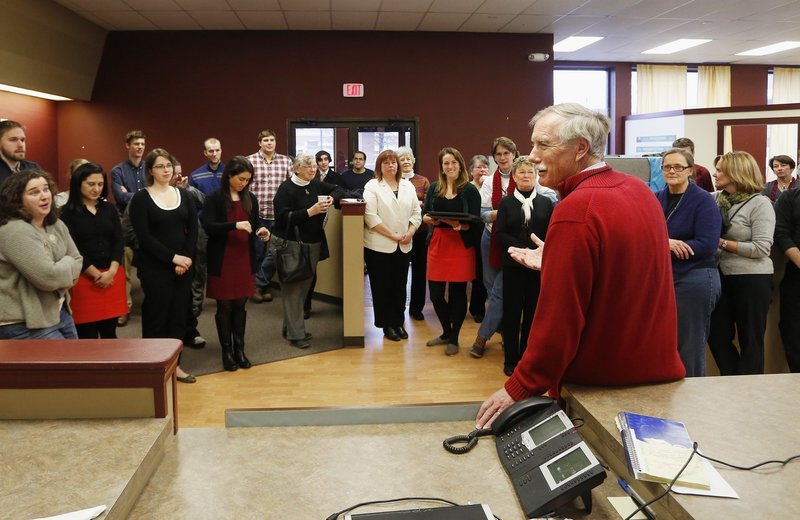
[716, 190, 753, 233]
[402, 171, 414, 180]
[291, 174, 310, 187]
[513, 188, 537, 225]
[489, 169, 516, 269]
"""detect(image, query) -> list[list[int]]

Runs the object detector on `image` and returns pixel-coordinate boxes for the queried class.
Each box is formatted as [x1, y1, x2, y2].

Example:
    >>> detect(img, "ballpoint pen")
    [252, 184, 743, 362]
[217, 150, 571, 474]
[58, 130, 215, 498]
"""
[617, 477, 656, 520]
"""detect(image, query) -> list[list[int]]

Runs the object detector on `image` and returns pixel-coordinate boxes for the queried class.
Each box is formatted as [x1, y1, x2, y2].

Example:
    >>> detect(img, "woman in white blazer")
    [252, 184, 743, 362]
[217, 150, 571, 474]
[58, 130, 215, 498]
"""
[363, 149, 422, 342]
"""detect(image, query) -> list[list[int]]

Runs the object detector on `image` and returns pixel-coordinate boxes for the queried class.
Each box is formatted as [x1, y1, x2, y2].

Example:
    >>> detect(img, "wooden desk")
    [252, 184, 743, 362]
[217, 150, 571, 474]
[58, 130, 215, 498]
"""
[564, 374, 800, 519]
[0, 339, 181, 429]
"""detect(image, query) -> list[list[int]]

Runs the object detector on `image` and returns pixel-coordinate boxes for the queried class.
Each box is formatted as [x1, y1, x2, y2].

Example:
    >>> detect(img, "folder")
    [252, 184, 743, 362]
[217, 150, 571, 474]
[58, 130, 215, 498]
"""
[617, 411, 710, 490]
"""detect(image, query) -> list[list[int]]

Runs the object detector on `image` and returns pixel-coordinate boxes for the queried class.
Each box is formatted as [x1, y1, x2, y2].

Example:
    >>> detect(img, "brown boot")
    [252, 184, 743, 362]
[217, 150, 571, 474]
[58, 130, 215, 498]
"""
[470, 336, 487, 358]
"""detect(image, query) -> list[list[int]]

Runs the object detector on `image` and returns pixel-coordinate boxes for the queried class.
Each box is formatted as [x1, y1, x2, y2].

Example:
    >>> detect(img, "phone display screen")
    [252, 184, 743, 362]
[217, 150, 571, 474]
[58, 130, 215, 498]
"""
[520, 410, 571, 450]
[546, 446, 592, 486]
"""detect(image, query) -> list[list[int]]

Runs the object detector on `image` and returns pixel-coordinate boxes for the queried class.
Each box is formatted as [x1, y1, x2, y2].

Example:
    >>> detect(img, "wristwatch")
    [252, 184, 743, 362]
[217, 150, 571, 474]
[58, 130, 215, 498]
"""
[453, 224, 462, 231]
[721, 240, 728, 250]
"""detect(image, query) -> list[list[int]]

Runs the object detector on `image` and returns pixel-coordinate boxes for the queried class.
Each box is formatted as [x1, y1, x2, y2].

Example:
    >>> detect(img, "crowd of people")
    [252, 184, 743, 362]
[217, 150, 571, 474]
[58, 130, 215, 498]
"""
[1, 107, 799, 402]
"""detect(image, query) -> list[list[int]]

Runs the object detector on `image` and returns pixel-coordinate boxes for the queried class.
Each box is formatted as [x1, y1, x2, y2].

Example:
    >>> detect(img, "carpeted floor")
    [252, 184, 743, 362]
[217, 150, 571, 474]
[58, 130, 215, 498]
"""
[115, 282, 344, 376]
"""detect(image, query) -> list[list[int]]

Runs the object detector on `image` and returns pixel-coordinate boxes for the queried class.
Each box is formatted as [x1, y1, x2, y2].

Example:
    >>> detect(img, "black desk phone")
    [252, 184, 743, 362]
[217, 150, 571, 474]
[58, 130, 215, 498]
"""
[446, 396, 606, 518]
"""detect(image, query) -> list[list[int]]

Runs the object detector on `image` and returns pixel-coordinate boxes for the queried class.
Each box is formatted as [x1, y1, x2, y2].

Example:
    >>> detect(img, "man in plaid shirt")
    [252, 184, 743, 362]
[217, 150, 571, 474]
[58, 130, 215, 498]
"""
[247, 129, 293, 302]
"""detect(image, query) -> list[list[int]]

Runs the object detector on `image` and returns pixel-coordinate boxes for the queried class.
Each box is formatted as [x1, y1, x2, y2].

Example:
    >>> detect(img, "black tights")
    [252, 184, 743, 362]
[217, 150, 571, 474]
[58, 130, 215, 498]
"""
[216, 297, 247, 318]
[428, 281, 467, 345]
[75, 317, 118, 339]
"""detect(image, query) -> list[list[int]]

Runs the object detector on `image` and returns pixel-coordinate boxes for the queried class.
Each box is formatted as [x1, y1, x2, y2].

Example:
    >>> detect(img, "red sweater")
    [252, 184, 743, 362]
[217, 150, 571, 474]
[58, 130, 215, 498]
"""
[505, 165, 685, 400]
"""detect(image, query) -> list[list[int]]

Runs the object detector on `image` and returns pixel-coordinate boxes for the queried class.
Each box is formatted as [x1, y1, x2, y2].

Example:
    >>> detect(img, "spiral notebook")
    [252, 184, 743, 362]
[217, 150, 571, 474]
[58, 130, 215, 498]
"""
[617, 411, 710, 490]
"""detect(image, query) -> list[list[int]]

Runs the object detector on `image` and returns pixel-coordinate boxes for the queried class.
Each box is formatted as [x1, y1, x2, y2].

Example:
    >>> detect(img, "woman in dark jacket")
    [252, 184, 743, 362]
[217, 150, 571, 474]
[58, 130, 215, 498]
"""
[495, 157, 554, 376]
[202, 156, 270, 371]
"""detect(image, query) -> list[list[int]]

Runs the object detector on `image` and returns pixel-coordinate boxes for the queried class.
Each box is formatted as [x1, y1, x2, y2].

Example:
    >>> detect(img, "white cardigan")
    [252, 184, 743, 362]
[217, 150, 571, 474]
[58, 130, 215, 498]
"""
[363, 178, 422, 254]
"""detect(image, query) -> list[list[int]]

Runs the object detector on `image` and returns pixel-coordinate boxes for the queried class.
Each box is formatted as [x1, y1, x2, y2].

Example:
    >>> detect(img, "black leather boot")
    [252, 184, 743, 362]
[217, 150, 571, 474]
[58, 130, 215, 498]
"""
[232, 308, 251, 369]
[215, 312, 237, 371]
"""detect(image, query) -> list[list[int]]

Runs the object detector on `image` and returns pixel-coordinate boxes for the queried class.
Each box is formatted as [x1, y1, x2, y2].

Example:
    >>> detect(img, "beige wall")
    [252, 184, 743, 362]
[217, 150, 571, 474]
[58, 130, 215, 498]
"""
[0, 0, 106, 100]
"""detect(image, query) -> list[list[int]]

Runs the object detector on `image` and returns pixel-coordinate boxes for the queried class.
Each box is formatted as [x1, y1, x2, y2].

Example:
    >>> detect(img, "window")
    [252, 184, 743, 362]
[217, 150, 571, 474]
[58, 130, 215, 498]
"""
[630, 69, 698, 114]
[553, 69, 609, 115]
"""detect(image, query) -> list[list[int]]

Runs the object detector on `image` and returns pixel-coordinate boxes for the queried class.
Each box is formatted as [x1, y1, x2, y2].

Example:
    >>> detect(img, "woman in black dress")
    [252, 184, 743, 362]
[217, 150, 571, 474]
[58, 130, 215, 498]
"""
[202, 156, 270, 371]
[129, 148, 197, 383]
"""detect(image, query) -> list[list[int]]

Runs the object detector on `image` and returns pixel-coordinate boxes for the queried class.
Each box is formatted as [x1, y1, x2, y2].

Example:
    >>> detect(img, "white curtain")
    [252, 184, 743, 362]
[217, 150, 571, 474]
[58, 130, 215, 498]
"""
[697, 65, 730, 108]
[767, 67, 800, 179]
[636, 64, 687, 113]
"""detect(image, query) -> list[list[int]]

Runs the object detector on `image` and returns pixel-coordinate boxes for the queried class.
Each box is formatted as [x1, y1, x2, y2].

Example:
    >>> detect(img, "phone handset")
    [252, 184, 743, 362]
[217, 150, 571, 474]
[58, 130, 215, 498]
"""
[492, 395, 553, 435]
[442, 396, 555, 454]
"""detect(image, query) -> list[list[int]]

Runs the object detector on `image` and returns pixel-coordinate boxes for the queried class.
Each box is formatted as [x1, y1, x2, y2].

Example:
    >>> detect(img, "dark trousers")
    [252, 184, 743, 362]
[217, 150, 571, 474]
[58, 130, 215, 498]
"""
[779, 262, 800, 372]
[139, 266, 193, 341]
[469, 233, 487, 318]
[365, 247, 410, 328]
[502, 266, 541, 372]
[409, 231, 428, 314]
[708, 272, 772, 375]
[75, 317, 118, 339]
[428, 281, 467, 345]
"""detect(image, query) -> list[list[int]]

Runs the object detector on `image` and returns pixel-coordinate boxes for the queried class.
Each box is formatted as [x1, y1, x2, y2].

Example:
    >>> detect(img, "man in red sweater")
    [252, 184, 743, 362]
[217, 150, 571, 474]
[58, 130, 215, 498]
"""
[477, 103, 685, 428]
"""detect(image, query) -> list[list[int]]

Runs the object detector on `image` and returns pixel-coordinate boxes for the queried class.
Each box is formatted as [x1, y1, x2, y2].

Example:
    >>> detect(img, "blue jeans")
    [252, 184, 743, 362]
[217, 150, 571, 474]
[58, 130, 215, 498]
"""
[478, 228, 503, 340]
[255, 218, 275, 292]
[0, 307, 78, 340]
[674, 267, 721, 377]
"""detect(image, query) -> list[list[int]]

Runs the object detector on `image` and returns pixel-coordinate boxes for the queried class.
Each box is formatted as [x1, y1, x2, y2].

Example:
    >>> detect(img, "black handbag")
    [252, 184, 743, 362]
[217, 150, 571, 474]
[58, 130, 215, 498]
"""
[274, 223, 313, 283]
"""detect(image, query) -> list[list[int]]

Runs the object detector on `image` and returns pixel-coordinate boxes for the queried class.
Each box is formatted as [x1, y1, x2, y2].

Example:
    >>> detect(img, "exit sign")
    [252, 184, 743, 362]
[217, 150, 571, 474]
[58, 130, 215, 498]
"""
[343, 83, 364, 97]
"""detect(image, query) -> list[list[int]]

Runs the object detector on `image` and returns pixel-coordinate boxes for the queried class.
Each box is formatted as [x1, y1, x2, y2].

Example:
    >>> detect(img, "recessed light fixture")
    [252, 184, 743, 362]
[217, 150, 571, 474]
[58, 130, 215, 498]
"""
[642, 39, 711, 55]
[736, 41, 800, 56]
[553, 36, 604, 52]
[0, 83, 72, 101]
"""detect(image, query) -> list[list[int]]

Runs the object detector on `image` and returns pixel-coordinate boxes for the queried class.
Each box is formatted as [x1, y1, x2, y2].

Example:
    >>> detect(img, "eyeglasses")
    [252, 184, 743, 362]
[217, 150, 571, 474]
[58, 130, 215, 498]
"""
[152, 163, 173, 171]
[662, 164, 689, 173]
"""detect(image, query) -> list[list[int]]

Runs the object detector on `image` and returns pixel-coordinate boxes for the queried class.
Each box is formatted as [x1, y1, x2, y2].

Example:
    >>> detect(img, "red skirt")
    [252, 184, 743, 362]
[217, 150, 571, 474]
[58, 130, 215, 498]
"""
[69, 268, 127, 324]
[427, 227, 475, 282]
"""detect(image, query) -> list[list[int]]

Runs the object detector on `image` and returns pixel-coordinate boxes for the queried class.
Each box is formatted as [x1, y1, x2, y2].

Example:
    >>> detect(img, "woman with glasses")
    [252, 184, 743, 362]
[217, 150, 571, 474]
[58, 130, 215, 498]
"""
[203, 156, 270, 371]
[655, 148, 721, 376]
[129, 148, 198, 383]
[761, 155, 796, 203]
[708, 151, 774, 375]
[60, 162, 127, 339]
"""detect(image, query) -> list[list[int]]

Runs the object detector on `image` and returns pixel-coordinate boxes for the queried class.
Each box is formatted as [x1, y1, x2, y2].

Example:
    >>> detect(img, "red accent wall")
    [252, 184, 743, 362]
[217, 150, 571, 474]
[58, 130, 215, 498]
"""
[731, 65, 769, 106]
[57, 31, 554, 182]
[0, 91, 59, 183]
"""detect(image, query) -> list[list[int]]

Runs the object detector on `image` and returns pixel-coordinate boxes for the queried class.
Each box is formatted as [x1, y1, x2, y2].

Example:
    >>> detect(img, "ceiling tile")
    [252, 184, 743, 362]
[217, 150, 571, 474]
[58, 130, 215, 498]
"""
[284, 11, 332, 29]
[190, 10, 246, 29]
[332, 0, 381, 10]
[174, 0, 230, 9]
[280, 0, 331, 11]
[72, 10, 116, 28]
[522, 0, 587, 16]
[379, 0, 434, 12]
[90, 10, 157, 29]
[476, 0, 537, 15]
[239, 11, 288, 29]
[140, 10, 202, 29]
[429, 0, 482, 13]
[500, 14, 559, 33]
[375, 11, 425, 30]
[227, 0, 281, 8]
[417, 12, 471, 30]
[58, 0, 131, 8]
[572, 0, 642, 16]
[619, 0, 698, 19]
[124, 0, 181, 10]
[460, 13, 514, 32]
[331, 10, 378, 29]
[541, 15, 604, 38]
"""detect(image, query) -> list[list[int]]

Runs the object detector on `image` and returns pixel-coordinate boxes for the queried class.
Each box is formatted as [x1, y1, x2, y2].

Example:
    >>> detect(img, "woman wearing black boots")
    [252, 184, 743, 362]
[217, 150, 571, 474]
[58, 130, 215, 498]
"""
[202, 156, 270, 371]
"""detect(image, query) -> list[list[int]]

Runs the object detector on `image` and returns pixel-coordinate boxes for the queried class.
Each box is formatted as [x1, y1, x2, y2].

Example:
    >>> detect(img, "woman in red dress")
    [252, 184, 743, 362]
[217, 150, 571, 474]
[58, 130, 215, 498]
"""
[202, 156, 270, 371]
[60, 163, 127, 338]
[421, 147, 482, 355]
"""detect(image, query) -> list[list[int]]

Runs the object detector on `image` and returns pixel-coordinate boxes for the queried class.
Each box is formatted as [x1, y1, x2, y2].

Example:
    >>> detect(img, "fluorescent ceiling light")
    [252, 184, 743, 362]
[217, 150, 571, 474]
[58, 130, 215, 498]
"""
[736, 41, 800, 56]
[642, 39, 711, 55]
[0, 83, 72, 101]
[553, 36, 604, 52]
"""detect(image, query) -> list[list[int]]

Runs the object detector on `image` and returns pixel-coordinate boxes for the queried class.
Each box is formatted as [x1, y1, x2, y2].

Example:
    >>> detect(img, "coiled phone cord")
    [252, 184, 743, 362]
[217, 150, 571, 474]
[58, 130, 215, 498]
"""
[443, 428, 494, 454]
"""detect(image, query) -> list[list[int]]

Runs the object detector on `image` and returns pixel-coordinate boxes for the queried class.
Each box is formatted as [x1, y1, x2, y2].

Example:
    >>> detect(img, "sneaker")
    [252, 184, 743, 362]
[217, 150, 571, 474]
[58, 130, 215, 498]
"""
[426, 336, 449, 347]
[251, 291, 265, 303]
[188, 335, 206, 349]
[262, 290, 273, 302]
[290, 339, 310, 349]
[445, 343, 459, 356]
